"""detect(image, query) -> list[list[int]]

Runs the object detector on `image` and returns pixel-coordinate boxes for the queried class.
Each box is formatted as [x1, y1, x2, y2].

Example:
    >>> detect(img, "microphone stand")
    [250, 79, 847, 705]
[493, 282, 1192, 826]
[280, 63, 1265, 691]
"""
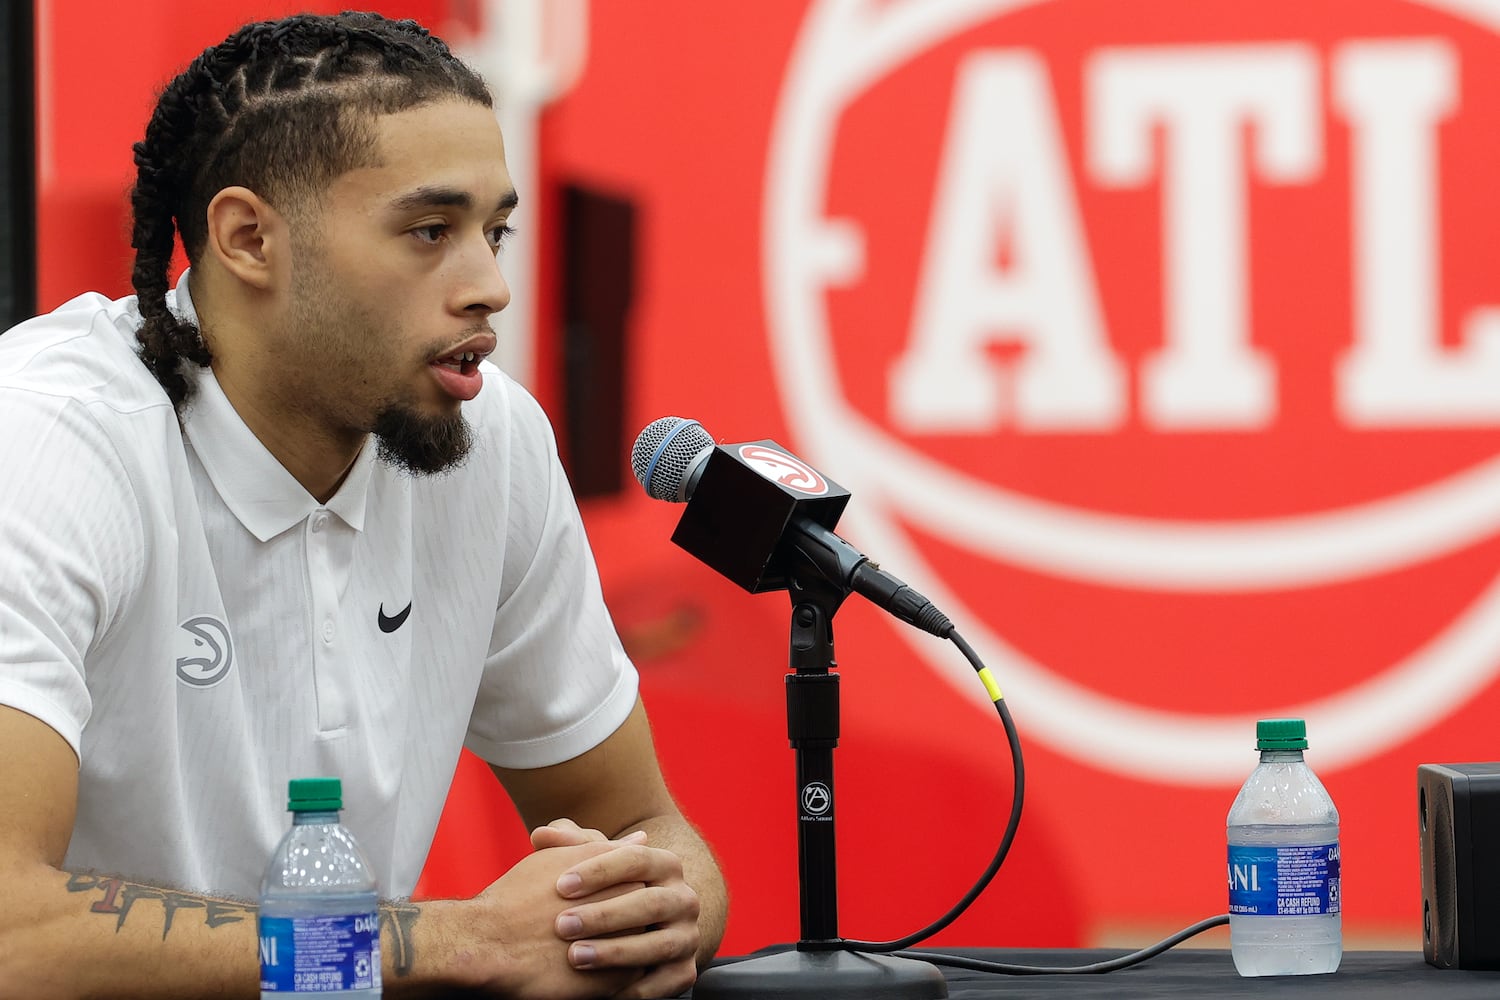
[693, 566, 947, 998]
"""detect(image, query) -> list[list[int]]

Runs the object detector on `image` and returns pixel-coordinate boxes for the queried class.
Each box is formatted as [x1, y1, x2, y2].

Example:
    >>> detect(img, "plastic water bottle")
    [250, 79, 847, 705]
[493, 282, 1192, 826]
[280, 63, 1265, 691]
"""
[1226, 718, 1342, 976]
[259, 777, 382, 997]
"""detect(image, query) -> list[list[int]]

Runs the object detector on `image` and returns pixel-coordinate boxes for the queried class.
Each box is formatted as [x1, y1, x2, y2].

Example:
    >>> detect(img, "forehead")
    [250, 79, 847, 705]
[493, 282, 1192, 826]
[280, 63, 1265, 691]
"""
[329, 97, 512, 212]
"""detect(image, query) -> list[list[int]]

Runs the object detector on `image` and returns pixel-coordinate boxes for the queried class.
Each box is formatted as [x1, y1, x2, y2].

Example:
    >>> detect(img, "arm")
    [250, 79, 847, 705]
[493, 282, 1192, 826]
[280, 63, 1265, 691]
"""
[0, 704, 262, 1000]
[0, 703, 656, 1000]
[492, 697, 729, 1000]
[401, 386, 721, 995]
[0, 396, 271, 998]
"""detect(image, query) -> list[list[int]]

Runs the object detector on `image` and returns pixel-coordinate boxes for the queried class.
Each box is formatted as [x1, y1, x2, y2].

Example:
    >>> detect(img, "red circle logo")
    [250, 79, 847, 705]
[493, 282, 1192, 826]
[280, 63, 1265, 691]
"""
[762, 0, 1500, 782]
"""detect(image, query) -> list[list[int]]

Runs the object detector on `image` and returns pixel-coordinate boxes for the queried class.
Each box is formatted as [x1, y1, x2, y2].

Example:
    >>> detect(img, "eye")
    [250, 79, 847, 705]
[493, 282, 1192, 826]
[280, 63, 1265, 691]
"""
[487, 224, 517, 252]
[412, 224, 448, 245]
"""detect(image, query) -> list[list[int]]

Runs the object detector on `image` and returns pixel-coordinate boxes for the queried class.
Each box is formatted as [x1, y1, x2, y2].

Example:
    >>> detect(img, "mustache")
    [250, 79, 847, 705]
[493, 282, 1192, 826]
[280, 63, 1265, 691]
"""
[426, 323, 496, 363]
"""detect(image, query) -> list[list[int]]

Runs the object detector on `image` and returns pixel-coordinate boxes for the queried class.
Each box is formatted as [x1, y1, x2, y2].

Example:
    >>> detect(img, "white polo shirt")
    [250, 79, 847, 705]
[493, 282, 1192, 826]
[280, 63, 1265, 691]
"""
[0, 273, 639, 899]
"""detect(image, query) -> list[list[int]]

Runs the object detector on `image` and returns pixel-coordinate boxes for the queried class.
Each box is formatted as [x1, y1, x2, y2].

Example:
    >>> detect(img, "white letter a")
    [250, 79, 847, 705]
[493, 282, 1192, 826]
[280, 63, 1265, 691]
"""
[889, 51, 1123, 433]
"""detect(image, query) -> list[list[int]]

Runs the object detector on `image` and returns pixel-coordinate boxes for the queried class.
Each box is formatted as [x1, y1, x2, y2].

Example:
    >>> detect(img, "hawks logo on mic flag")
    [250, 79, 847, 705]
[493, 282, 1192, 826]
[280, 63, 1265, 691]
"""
[739, 444, 831, 496]
[763, 0, 1500, 783]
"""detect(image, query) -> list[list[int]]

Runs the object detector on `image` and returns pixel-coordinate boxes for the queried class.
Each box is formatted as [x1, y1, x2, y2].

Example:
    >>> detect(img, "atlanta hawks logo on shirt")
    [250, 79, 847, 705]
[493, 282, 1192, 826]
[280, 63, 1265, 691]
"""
[175, 615, 235, 688]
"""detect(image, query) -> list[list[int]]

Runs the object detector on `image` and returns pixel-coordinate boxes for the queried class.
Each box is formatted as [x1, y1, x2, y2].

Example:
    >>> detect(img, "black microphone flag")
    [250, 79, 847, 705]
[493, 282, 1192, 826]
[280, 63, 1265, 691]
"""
[632, 416, 952, 636]
[634, 416, 851, 593]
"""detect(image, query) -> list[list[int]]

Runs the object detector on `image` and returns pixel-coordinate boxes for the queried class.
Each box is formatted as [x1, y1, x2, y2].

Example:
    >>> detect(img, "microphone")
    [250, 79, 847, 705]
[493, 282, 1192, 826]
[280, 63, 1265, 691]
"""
[631, 416, 952, 638]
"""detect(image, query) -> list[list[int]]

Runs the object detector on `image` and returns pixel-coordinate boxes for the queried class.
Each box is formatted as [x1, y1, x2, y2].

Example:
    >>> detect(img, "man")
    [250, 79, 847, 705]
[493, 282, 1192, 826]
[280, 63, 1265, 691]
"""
[0, 11, 724, 999]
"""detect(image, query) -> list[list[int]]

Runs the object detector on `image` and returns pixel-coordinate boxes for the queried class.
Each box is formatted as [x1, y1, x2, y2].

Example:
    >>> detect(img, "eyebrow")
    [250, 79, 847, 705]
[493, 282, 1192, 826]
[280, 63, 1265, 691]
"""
[388, 185, 519, 214]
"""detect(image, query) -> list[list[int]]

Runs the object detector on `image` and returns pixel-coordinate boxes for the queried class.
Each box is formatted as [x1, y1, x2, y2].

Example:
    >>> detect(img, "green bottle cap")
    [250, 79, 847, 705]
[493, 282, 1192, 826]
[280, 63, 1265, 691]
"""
[287, 777, 343, 812]
[1256, 718, 1308, 750]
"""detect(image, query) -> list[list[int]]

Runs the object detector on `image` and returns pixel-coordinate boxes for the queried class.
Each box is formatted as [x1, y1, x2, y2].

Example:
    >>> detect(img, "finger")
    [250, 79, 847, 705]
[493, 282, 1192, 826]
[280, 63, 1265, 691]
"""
[537, 829, 647, 862]
[555, 880, 646, 942]
[532, 823, 649, 853]
[530, 818, 601, 850]
[527, 839, 622, 879]
[556, 844, 681, 899]
[567, 924, 699, 973]
[556, 884, 699, 941]
[609, 960, 699, 1000]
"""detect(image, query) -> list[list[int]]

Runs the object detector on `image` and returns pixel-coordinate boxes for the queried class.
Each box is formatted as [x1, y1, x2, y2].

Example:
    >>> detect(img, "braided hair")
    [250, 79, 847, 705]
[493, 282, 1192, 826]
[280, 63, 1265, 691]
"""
[129, 12, 492, 408]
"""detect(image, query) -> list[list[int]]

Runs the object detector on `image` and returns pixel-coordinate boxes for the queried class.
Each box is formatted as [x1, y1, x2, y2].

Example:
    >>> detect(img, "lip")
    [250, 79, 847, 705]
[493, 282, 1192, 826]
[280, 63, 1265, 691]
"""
[428, 330, 497, 402]
[432, 330, 498, 366]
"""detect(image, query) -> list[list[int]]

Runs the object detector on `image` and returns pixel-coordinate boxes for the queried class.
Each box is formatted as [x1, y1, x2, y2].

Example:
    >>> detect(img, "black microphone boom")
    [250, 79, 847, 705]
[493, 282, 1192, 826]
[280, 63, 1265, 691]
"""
[631, 416, 952, 637]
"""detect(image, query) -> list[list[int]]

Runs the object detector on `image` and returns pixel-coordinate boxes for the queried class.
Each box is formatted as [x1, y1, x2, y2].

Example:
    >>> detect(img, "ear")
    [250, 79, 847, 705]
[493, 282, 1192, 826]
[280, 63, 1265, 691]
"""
[203, 186, 289, 291]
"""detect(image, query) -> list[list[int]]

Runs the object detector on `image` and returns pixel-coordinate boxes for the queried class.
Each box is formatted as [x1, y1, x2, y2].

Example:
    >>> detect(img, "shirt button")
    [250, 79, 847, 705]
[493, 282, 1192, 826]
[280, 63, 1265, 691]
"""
[322, 620, 335, 643]
[311, 512, 328, 533]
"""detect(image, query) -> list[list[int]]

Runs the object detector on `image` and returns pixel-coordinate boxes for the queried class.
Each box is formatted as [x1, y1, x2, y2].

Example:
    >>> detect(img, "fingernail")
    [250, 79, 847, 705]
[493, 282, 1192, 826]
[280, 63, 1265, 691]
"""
[557, 914, 583, 938]
[621, 830, 649, 844]
[571, 943, 597, 968]
[557, 872, 583, 897]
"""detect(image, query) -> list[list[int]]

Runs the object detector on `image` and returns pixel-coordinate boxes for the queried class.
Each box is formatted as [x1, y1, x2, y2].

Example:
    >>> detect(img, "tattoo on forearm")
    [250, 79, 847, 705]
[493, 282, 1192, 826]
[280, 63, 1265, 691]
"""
[380, 901, 421, 977]
[66, 872, 255, 940]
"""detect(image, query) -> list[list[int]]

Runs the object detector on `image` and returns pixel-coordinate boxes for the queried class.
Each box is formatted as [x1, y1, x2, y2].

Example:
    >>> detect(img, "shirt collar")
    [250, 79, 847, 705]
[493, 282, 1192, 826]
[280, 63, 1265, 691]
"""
[174, 270, 376, 541]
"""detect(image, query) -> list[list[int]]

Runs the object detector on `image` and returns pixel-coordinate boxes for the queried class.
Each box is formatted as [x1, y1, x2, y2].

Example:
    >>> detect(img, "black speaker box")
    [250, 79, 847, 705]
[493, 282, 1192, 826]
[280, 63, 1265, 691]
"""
[1418, 762, 1500, 969]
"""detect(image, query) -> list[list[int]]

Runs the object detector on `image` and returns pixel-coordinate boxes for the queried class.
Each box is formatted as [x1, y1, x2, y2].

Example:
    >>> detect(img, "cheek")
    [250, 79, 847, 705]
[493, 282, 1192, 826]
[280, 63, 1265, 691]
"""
[355, 270, 427, 327]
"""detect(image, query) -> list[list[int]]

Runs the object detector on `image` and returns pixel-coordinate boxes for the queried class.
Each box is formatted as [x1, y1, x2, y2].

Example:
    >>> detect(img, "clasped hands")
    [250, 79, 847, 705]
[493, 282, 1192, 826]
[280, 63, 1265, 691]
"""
[466, 817, 702, 999]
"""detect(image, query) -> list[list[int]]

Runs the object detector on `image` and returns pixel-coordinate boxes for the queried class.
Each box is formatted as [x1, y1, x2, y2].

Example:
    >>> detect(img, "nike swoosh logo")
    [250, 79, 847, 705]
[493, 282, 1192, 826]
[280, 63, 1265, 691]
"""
[378, 601, 413, 633]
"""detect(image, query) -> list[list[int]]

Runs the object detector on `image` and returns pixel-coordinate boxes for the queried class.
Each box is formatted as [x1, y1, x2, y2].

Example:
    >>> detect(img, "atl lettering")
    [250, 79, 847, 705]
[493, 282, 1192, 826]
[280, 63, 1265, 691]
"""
[891, 40, 1498, 433]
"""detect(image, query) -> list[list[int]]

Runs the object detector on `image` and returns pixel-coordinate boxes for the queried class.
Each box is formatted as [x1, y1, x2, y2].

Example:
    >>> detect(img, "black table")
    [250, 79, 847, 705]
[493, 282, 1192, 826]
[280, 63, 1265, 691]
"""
[690, 949, 1500, 998]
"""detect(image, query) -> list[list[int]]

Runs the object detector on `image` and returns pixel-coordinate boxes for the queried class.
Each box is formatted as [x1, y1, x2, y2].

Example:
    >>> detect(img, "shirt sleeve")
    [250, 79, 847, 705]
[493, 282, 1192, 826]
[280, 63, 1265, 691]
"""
[463, 381, 639, 769]
[0, 390, 145, 756]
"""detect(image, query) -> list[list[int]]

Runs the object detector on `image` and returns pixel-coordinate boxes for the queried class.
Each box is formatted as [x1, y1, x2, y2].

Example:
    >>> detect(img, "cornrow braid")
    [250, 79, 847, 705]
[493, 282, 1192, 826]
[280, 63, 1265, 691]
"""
[128, 12, 492, 409]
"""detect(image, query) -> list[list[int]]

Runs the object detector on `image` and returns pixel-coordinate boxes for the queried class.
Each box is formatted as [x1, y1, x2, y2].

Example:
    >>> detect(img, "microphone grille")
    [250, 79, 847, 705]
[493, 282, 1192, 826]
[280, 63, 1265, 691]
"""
[631, 416, 714, 501]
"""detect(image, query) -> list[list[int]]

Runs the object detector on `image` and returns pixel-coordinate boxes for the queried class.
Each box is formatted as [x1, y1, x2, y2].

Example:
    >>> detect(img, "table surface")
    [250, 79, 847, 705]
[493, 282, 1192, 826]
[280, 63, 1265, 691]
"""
[686, 948, 1500, 999]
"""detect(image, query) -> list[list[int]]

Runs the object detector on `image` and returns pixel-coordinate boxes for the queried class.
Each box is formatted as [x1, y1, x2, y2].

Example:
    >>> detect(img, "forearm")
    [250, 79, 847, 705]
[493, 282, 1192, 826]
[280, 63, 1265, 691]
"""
[378, 897, 496, 998]
[624, 814, 727, 965]
[0, 866, 259, 1000]
[0, 866, 476, 1000]
[379, 897, 473, 998]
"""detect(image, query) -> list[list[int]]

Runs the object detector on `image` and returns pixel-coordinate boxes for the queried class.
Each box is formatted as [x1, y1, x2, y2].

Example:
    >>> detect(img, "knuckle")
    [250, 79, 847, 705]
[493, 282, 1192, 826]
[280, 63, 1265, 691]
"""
[652, 847, 685, 879]
[638, 889, 674, 925]
[654, 884, 697, 923]
[648, 933, 686, 966]
[622, 847, 654, 882]
[658, 957, 699, 993]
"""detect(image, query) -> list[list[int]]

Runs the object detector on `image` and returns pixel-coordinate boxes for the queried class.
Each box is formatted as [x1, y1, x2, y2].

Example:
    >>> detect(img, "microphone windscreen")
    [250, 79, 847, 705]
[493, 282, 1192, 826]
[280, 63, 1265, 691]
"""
[631, 416, 715, 501]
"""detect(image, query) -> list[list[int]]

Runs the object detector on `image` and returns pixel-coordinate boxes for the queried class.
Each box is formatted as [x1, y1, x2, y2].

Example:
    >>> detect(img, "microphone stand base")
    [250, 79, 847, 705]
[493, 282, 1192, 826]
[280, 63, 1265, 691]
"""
[694, 947, 947, 999]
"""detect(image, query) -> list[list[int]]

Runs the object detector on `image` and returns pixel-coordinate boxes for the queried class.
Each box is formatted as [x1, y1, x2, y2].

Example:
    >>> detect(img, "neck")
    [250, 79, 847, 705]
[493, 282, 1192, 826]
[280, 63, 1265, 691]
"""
[210, 356, 364, 504]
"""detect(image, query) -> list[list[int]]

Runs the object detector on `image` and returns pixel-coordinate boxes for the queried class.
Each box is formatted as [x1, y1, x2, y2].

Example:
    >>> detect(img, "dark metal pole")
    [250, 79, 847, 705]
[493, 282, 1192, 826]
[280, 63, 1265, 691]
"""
[693, 573, 947, 999]
[787, 601, 840, 944]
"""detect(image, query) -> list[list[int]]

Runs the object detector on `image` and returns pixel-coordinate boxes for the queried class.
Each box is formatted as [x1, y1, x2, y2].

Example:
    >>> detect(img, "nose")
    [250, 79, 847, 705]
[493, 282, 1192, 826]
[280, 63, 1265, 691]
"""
[455, 233, 511, 317]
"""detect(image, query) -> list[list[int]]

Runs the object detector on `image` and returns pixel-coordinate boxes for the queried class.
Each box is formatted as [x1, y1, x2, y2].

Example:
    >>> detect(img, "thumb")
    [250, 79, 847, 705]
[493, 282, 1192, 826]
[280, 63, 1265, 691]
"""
[530, 819, 597, 851]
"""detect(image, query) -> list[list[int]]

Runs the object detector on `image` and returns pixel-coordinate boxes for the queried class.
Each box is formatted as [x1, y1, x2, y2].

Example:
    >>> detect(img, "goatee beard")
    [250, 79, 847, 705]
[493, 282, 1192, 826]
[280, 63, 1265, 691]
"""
[372, 405, 473, 475]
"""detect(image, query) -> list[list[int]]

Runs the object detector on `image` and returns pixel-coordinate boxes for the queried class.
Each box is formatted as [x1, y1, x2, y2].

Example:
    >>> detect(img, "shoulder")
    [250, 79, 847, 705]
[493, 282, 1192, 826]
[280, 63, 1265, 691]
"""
[0, 292, 180, 510]
[0, 290, 172, 418]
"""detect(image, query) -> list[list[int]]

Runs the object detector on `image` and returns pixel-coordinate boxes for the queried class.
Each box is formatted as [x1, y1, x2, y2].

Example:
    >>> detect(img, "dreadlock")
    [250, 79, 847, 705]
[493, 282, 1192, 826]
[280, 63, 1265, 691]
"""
[129, 11, 492, 409]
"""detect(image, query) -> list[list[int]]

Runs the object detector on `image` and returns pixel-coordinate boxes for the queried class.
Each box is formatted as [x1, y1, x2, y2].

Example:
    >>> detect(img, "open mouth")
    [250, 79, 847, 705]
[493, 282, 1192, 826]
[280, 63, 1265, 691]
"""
[433, 350, 482, 376]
